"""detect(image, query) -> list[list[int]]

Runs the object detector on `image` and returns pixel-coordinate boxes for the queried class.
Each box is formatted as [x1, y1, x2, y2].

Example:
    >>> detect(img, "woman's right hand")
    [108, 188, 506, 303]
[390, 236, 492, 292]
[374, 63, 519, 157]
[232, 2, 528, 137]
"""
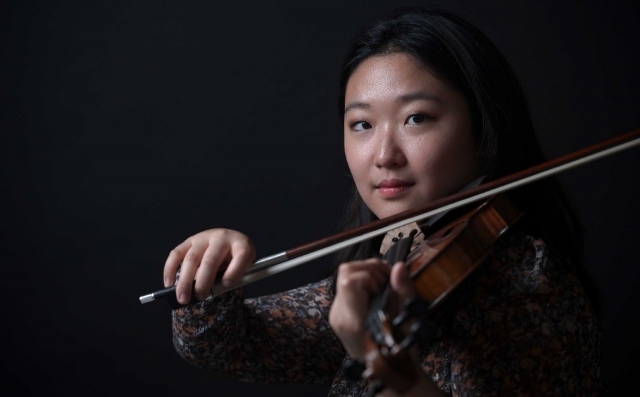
[163, 229, 256, 304]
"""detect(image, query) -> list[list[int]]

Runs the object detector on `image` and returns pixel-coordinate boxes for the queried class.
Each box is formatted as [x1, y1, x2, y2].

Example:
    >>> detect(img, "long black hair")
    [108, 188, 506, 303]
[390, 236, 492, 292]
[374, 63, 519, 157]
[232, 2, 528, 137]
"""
[333, 7, 599, 313]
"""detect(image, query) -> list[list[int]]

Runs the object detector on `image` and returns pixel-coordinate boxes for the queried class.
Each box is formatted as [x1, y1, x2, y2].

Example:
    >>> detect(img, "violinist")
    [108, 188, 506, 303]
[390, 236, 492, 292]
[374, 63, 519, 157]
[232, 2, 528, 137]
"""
[163, 7, 605, 396]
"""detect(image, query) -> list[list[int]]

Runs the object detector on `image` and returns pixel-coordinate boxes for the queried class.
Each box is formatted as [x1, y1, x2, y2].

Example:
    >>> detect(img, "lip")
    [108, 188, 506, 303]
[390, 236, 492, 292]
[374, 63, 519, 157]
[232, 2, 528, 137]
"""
[375, 179, 414, 198]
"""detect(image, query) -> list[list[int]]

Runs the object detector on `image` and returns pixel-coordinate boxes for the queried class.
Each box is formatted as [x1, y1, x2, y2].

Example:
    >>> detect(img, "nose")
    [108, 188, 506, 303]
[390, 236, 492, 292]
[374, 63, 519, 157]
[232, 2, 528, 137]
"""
[375, 124, 407, 169]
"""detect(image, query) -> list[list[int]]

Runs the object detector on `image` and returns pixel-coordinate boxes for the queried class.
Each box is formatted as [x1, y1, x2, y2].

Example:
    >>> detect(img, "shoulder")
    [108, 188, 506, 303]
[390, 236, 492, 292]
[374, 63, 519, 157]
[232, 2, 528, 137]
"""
[453, 231, 595, 316]
[486, 232, 554, 294]
[481, 231, 589, 300]
[421, 232, 604, 394]
[492, 231, 548, 265]
[424, 231, 599, 356]
[452, 231, 600, 353]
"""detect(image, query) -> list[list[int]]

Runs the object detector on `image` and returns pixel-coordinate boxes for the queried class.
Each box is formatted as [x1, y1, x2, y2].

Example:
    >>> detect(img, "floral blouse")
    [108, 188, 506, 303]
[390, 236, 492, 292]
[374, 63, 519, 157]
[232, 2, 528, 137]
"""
[171, 233, 605, 396]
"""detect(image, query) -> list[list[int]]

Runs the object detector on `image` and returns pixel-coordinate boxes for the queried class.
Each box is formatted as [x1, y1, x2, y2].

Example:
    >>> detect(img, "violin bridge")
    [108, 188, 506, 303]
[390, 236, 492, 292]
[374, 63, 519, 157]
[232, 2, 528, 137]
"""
[379, 222, 421, 257]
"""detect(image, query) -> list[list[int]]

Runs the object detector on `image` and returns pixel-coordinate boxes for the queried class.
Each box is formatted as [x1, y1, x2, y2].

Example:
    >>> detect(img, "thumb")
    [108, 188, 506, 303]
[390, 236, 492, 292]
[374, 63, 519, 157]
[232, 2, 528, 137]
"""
[390, 261, 416, 302]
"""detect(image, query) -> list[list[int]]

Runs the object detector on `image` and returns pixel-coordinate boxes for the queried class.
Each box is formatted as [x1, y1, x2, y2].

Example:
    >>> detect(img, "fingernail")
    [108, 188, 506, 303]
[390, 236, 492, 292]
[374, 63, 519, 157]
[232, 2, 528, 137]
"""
[222, 279, 232, 287]
[164, 278, 171, 287]
[179, 293, 187, 303]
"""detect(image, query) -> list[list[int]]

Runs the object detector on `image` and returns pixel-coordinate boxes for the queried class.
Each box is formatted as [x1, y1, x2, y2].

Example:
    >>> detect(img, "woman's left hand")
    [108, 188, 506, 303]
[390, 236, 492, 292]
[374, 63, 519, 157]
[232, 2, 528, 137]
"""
[329, 258, 390, 359]
[329, 259, 416, 359]
[330, 260, 447, 396]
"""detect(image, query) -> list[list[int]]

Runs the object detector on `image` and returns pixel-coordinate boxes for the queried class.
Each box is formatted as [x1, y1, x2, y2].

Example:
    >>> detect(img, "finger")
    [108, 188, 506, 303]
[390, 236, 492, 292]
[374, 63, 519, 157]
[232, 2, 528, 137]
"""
[390, 261, 416, 302]
[346, 257, 390, 268]
[337, 270, 386, 297]
[221, 240, 256, 286]
[369, 264, 391, 285]
[341, 260, 390, 284]
[338, 258, 390, 277]
[176, 245, 205, 304]
[359, 273, 386, 295]
[192, 239, 231, 300]
[163, 239, 192, 287]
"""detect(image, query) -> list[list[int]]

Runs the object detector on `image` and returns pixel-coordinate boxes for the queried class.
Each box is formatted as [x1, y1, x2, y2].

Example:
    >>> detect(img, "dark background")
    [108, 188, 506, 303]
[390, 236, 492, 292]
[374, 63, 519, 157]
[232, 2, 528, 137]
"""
[1, 0, 639, 395]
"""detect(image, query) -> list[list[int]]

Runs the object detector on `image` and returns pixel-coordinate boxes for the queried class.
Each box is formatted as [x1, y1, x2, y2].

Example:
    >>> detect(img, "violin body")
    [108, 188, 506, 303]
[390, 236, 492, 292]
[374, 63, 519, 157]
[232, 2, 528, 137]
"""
[358, 194, 523, 395]
[408, 193, 523, 314]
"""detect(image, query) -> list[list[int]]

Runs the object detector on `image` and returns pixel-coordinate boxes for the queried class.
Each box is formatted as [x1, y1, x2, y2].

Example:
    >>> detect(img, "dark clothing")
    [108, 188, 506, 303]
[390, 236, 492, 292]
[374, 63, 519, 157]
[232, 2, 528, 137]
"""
[172, 233, 604, 396]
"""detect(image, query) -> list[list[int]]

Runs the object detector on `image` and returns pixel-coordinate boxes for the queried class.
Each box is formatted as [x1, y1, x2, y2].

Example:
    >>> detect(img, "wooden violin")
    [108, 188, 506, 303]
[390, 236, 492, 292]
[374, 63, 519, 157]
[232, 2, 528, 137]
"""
[344, 193, 523, 396]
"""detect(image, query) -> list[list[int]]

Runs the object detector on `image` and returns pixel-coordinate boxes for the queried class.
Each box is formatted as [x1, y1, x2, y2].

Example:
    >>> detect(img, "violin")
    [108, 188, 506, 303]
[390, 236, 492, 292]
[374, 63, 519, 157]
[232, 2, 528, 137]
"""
[343, 193, 523, 396]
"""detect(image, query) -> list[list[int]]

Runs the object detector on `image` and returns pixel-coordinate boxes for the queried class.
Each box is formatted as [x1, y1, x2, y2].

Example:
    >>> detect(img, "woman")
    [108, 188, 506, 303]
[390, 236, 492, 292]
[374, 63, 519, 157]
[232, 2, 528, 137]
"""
[164, 8, 604, 396]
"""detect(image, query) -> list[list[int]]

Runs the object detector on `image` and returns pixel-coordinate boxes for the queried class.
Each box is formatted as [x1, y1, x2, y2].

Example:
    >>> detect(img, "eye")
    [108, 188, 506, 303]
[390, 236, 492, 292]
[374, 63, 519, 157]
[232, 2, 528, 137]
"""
[351, 121, 372, 132]
[406, 114, 429, 125]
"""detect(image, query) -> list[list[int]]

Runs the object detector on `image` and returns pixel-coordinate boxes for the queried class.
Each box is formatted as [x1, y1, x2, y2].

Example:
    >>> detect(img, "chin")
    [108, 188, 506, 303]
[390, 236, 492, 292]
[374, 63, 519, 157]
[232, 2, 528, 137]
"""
[373, 204, 412, 220]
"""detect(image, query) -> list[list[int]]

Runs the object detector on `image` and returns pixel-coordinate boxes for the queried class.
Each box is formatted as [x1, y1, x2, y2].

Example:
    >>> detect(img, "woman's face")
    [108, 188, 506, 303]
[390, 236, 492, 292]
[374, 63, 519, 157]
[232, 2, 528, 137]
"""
[343, 53, 483, 219]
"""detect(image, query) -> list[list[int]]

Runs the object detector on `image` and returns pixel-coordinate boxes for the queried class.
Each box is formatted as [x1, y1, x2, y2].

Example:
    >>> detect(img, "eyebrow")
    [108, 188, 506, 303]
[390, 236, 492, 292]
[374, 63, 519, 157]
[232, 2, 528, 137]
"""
[343, 101, 369, 114]
[397, 91, 442, 104]
[343, 91, 442, 114]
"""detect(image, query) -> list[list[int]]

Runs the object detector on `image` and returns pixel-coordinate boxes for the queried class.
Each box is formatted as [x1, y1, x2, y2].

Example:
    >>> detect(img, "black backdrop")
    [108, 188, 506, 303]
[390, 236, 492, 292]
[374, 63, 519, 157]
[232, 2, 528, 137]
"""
[1, 0, 639, 395]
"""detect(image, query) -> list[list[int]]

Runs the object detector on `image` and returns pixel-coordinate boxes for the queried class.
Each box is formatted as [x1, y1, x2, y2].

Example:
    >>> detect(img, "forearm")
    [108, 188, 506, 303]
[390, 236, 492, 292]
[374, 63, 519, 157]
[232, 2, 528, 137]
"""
[172, 288, 247, 375]
[172, 278, 346, 384]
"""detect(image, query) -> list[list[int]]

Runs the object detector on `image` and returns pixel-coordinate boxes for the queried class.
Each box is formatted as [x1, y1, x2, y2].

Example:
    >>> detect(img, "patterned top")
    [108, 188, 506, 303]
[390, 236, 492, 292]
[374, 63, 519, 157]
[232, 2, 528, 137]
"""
[171, 233, 605, 396]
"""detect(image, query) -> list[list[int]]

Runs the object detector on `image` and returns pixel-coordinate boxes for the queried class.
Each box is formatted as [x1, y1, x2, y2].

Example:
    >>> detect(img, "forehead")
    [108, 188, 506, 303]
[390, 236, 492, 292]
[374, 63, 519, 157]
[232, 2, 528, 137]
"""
[345, 53, 446, 102]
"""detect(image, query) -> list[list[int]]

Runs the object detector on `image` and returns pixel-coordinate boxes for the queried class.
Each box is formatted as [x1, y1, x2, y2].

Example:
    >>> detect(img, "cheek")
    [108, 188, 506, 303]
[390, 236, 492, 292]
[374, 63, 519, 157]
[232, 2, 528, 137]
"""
[407, 135, 448, 172]
[422, 135, 480, 194]
[344, 138, 368, 180]
[409, 133, 472, 188]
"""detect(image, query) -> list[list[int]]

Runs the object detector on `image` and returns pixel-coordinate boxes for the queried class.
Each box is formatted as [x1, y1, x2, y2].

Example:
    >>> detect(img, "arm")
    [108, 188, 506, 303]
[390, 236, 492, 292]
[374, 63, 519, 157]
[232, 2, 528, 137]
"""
[164, 228, 345, 384]
[172, 277, 346, 384]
